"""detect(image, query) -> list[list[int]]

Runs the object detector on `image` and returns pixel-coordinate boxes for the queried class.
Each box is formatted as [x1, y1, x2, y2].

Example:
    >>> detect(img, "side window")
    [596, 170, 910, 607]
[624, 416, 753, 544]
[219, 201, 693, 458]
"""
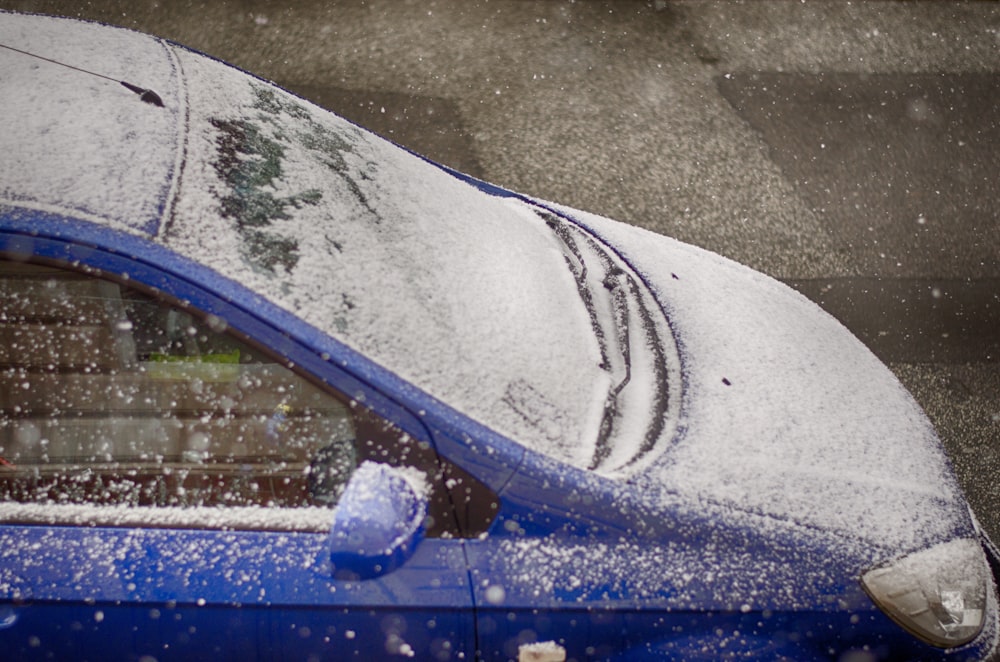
[0, 260, 451, 533]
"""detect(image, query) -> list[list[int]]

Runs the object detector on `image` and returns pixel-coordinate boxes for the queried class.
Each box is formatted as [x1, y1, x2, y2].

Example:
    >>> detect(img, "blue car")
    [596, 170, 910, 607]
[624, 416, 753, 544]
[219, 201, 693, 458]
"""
[0, 12, 996, 662]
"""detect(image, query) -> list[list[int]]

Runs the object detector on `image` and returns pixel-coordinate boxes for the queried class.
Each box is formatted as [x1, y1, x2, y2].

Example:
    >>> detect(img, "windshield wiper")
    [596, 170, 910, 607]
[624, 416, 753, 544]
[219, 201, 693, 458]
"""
[540, 212, 672, 473]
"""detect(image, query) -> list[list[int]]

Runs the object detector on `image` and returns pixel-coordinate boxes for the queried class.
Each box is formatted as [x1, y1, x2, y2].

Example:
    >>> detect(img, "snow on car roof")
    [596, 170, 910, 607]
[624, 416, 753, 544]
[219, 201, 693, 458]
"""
[0, 14, 181, 235]
[0, 13, 611, 467]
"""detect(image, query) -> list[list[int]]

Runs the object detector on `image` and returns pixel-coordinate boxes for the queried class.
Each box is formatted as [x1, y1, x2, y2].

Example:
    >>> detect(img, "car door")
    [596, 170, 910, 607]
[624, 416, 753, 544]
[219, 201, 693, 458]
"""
[0, 250, 475, 661]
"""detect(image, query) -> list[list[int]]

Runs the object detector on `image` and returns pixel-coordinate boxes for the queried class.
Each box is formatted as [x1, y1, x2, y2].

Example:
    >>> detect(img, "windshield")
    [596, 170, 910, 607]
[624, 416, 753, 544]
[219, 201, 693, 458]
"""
[159, 43, 631, 471]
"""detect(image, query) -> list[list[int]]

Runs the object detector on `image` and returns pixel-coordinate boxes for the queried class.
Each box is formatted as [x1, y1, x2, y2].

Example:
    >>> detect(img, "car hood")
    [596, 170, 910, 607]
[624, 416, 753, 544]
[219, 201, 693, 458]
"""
[547, 203, 971, 555]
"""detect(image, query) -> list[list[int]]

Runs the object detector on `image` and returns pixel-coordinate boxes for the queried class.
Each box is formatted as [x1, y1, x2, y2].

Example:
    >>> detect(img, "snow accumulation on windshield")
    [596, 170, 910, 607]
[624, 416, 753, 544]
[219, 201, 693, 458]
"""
[162, 45, 635, 471]
[541, 213, 681, 475]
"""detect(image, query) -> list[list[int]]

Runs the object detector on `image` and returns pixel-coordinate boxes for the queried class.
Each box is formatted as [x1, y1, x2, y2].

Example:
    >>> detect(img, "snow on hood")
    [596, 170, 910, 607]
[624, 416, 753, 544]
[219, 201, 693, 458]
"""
[555, 205, 969, 553]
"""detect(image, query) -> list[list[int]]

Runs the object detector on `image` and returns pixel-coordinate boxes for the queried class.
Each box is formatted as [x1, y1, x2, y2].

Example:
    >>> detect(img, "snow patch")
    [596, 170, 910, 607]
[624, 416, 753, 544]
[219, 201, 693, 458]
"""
[518, 640, 566, 662]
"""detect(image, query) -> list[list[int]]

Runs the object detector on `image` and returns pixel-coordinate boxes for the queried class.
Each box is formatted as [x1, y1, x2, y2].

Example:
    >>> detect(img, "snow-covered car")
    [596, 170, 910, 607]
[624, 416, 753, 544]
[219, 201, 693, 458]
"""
[0, 12, 996, 661]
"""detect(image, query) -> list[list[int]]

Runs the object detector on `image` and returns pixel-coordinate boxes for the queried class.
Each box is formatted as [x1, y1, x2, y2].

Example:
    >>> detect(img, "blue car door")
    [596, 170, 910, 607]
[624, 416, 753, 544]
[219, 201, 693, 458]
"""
[0, 253, 475, 661]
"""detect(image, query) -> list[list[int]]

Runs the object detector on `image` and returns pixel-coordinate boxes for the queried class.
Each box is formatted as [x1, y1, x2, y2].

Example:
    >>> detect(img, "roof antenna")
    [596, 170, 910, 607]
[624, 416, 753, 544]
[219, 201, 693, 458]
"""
[0, 42, 164, 107]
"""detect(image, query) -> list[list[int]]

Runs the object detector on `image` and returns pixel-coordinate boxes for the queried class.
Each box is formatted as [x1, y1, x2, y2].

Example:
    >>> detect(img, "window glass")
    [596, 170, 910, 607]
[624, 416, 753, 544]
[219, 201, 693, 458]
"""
[0, 260, 449, 532]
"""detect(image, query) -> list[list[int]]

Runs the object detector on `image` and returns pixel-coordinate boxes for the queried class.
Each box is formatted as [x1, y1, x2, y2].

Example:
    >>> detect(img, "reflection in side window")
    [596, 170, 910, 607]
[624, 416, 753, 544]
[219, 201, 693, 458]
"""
[0, 261, 359, 531]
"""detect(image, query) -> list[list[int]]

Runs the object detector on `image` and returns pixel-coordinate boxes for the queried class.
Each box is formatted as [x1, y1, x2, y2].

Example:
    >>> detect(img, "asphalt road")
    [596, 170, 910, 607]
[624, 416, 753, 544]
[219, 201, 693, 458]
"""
[3, 1, 999, 539]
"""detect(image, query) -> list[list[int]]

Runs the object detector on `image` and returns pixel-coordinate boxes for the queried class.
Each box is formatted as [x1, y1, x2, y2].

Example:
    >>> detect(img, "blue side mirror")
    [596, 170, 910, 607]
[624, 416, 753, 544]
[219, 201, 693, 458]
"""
[328, 461, 428, 580]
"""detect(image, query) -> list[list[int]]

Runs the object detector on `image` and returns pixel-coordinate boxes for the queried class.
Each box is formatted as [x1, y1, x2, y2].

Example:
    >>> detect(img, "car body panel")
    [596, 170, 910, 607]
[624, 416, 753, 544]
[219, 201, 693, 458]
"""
[0, 525, 473, 661]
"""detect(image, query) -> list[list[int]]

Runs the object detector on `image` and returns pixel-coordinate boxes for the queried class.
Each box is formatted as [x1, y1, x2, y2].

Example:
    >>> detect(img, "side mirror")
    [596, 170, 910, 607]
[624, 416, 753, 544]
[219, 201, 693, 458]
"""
[328, 461, 428, 580]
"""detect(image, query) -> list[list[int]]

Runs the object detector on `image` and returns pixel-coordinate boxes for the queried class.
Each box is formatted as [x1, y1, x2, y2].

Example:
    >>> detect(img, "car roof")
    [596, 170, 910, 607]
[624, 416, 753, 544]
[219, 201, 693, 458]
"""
[0, 14, 179, 235]
[0, 12, 609, 467]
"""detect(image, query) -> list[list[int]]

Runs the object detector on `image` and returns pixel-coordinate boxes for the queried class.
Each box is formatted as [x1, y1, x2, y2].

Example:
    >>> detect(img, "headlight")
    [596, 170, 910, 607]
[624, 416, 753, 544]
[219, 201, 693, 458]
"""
[862, 538, 989, 648]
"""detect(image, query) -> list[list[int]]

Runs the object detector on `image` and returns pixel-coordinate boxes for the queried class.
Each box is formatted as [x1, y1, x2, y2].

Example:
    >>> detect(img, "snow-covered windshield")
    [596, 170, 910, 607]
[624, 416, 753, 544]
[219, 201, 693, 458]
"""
[161, 44, 680, 473]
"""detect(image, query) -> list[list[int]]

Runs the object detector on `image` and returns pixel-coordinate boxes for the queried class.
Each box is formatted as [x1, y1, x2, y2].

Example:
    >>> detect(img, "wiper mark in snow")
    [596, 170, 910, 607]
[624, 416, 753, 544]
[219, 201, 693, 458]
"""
[503, 380, 569, 445]
[540, 212, 673, 473]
